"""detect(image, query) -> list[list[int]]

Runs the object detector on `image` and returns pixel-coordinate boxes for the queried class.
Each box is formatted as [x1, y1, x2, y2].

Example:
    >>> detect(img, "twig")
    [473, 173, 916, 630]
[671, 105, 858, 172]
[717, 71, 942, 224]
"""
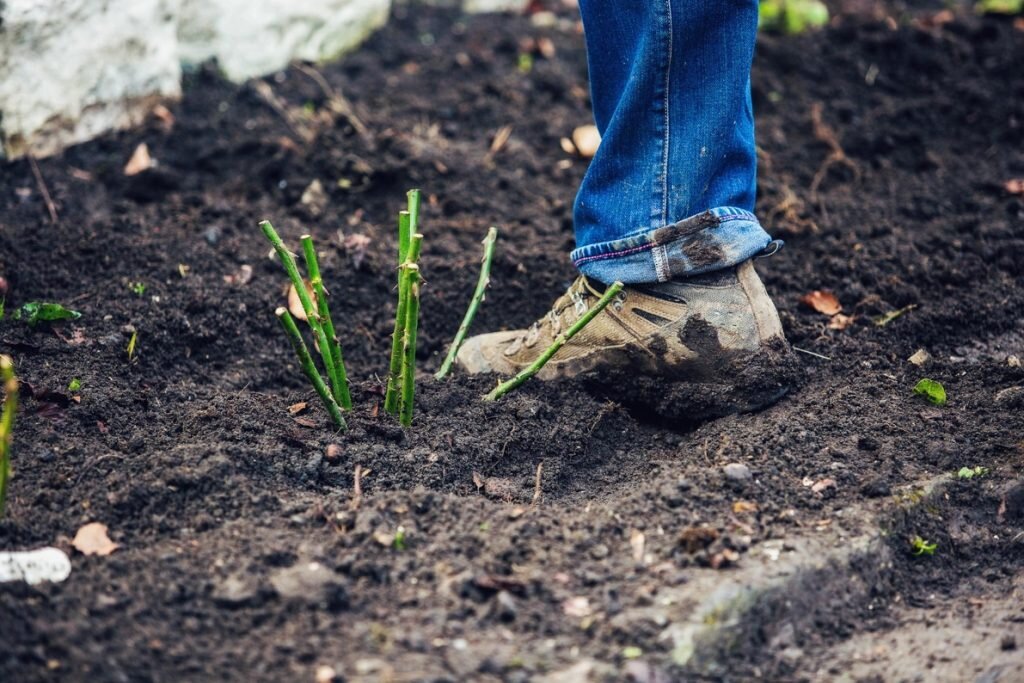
[301, 235, 352, 409]
[261, 221, 341, 413]
[792, 346, 832, 361]
[351, 464, 363, 511]
[484, 281, 624, 401]
[27, 155, 58, 224]
[294, 63, 374, 147]
[435, 227, 499, 379]
[531, 461, 544, 507]
[276, 308, 346, 430]
[809, 102, 861, 202]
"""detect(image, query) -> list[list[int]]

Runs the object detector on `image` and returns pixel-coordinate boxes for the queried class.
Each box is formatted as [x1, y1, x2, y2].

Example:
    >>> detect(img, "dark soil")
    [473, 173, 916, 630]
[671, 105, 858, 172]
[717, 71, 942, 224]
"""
[2, 2, 1023, 681]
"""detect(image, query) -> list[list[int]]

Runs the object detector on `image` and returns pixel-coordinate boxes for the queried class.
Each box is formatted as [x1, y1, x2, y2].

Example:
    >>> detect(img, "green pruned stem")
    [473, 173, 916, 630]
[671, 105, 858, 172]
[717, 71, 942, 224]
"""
[407, 189, 421, 238]
[385, 231, 424, 415]
[276, 308, 346, 430]
[435, 227, 499, 380]
[301, 235, 352, 410]
[484, 281, 624, 401]
[0, 355, 19, 517]
[260, 220, 339, 408]
[385, 211, 412, 415]
[399, 264, 422, 427]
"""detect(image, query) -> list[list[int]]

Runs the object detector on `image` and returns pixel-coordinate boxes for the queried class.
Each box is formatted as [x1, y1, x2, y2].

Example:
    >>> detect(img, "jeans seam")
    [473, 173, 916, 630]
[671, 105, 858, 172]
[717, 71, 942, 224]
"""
[661, 0, 673, 226]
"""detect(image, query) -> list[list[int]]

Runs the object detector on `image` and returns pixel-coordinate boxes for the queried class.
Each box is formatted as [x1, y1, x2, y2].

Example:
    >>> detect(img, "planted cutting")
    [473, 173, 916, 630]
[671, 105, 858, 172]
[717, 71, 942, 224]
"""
[0, 355, 18, 517]
[435, 226, 498, 380]
[261, 221, 351, 429]
[484, 281, 624, 401]
[384, 190, 425, 427]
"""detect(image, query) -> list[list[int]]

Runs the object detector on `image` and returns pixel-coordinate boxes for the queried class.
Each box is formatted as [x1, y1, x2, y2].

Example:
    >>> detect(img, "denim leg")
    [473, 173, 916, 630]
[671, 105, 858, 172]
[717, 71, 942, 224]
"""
[572, 0, 774, 284]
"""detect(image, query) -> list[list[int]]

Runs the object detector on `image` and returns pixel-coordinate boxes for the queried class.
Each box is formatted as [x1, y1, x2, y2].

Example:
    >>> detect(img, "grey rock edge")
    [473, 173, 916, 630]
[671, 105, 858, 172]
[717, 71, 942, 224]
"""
[0, 0, 527, 160]
[540, 477, 952, 682]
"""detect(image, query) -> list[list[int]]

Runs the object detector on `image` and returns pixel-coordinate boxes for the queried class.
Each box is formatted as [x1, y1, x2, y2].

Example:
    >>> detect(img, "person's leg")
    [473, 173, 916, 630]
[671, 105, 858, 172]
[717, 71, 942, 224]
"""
[573, 0, 772, 285]
[456, 0, 792, 419]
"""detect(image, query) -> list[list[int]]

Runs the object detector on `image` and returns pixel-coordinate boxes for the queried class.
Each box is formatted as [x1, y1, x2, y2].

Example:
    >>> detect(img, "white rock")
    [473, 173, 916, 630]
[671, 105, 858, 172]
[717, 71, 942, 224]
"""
[0, 547, 72, 585]
[0, 0, 181, 159]
[177, 0, 391, 82]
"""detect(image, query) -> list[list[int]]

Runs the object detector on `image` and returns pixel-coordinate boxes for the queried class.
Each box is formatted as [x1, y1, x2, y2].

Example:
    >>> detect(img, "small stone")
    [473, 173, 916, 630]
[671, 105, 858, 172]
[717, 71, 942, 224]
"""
[908, 348, 931, 366]
[491, 590, 517, 622]
[1008, 355, 1021, 368]
[269, 562, 347, 610]
[995, 386, 1024, 408]
[723, 462, 752, 483]
[324, 444, 342, 463]
[314, 664, 338, 683]
[300, 179, 328, 216]
[212, 574, 261, 608]
[590, 543, 610, 559]
[203, 225, 221, 245]
[860, 477, 891, 498]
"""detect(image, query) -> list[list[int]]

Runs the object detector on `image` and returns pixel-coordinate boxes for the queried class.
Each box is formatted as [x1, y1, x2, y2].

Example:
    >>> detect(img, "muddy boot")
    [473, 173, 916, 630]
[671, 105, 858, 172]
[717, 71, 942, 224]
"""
[456, 260, 796, 422]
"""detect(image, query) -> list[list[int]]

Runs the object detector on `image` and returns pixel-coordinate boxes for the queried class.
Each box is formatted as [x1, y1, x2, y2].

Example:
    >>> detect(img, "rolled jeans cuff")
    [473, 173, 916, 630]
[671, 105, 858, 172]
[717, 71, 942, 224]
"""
[570, 207, 774, 285]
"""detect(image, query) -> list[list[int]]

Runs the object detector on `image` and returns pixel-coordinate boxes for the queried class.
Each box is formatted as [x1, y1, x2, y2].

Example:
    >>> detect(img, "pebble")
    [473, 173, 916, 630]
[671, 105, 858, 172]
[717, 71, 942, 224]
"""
[211, 574, 261, 608]
[269, 561, 348, 610]
[203, 225, 221, 245]
[723, 462, 752, 483]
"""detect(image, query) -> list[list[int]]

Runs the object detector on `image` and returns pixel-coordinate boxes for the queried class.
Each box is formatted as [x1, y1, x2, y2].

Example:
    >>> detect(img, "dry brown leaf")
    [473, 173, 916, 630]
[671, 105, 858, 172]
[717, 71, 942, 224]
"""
[489, 125, 514, 155]
[1005, 179, 1024, 195]
[800, 290, 842, 316]
[293, 416, 317, 428]
[288, 402, 308, 414]
[343, 233, 372, 269]
[72, 522, 118, 556]
[562, 596, 592, 618]
[124, 143, 154, 176]
[287, 280, 316, 320]
[151, 104, 175, 131]
[811, 478, 837, 494]
[678, 526, 718, 554]
[710, 548, 740, 570]
[908, 348, 931, 366]
[732, 500, 758, 514]
[828, 313, 854, 330]
[572, 125, 601, 158]
[629, 529, 646, 564]
[472, 471, 485, 489]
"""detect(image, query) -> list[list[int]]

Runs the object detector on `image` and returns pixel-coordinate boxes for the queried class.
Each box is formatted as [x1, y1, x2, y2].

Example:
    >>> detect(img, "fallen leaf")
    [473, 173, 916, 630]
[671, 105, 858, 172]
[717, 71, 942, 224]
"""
[72, 522, 118, 556]
[732, 500, 758, 514]
[293, 416, 317, 428]
[828, 313, 854, 330]
[908, 349, 931, 366]
[473, 574, 527, 595]
[343, 233, 372, 269]
[562, 596, 592, 618]
[800, 290, 842, 315]
[1005, 179, 1024, 195]
[472, 471, 485, 490]
[489, 125, 514, 155]
[913, 378, 947, 406]
[710, 548, 740, 569]
[223, 264, 253, 286]
[630, 529, 646, 564]
[572, 125, 601, 158]
[678, 526, 718, 554]
[287, 280, 316, 320]
[288, 402, 308, 414]
[151, 104, 175, 131]
[124, 143, 154, 176]
[811, 478, 837, 494]
[873, 304, 917, 327]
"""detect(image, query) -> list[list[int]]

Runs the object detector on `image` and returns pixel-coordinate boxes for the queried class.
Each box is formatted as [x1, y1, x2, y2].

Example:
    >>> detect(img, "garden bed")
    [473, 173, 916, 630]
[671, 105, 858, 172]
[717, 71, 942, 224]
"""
[1, 2, 1023, 680]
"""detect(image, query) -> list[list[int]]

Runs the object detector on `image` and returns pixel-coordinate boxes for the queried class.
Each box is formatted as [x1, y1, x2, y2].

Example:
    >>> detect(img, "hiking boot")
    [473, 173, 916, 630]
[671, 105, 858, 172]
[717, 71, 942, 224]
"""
[456, 260, 796, 421]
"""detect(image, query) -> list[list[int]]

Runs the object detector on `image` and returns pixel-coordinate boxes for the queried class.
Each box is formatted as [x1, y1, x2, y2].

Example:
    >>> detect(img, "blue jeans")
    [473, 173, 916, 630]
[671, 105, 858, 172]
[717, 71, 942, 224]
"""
[572, 0, 773, 285]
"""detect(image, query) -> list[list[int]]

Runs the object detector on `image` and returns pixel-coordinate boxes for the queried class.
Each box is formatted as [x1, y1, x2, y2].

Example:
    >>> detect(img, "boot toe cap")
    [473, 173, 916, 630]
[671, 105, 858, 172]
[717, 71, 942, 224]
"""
[455, 330, 522, 375]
